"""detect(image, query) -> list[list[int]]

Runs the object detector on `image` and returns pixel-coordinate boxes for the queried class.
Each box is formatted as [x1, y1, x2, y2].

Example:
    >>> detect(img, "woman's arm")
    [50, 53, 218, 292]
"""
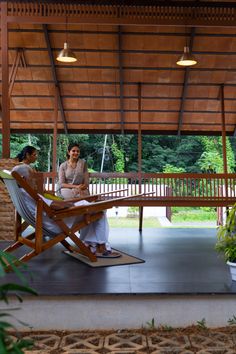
[58, 163, 74, 189]
[83, 161, 89, 188]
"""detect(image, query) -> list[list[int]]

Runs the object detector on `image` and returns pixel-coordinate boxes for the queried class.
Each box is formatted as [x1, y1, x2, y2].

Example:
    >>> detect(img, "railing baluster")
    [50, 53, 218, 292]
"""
[37, 172, 236, 205]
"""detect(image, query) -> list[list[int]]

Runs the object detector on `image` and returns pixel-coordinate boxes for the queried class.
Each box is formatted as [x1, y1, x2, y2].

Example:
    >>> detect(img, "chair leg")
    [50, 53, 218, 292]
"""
[4, 250, 37, 272]
[60, 239, 75, 252]
[56, 215, 102, 262]
[3, 233, 35, 253]
[69, 233, 97, 262]
[18, 250, 37, 263]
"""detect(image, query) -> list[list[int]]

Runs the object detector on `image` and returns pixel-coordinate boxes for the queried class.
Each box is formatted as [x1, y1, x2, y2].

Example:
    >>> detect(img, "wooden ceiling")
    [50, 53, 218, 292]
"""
[2, 1, 236, 135]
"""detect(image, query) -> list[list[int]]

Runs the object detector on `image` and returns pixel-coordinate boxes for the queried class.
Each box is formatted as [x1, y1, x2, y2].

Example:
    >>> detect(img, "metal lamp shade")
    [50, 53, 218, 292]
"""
[176, 46, 197, 66]
[56, 42, 77, 63]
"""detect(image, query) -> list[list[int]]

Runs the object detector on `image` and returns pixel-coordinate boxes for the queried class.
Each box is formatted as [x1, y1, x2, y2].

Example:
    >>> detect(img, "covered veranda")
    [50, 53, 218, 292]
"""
[1, 0, 236, 332]
[2, 227, 236, 330]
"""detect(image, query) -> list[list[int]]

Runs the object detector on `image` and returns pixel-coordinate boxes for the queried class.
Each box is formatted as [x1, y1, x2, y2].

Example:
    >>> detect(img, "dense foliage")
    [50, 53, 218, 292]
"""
[216, 205, 236, 262]
[0, 133, 235, 174]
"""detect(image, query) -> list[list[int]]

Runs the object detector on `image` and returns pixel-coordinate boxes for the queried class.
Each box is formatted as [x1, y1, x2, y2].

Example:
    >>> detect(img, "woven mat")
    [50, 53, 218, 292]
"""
[63, 249, 145, 267]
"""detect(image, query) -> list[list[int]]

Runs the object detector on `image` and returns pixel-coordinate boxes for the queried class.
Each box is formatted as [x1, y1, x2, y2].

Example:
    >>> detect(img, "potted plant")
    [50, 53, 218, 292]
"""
[216, 204, 236, 281]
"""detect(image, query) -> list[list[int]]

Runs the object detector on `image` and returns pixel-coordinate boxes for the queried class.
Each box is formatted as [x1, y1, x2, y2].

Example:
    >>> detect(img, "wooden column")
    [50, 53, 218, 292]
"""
[138, 83, 142, 183]
[138, 83, 143, 231]
[220, 85, 228, 174]
[52, 85, 58, 175]
[1, 2, 10, 157]
[220, 84, 228, 202]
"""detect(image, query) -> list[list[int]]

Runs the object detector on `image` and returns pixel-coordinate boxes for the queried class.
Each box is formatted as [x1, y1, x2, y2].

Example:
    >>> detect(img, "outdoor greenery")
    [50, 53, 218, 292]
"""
[108, 217, 161, 228]
[1, 134, 235, 175]
[108, 206, 216, 227]
[0, 250, 37, 353]
[171, 207, 216, 222]
[1, 133, 233, 225]
[216, 204, 236, 262]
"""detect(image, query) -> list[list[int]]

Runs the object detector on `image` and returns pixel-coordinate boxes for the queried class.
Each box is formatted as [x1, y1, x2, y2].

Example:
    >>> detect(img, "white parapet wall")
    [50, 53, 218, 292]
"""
[5, 295, 236, 330]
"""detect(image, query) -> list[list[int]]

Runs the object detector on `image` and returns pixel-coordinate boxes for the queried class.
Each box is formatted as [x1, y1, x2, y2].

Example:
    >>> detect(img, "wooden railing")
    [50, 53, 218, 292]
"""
[42, 172, 236, 207]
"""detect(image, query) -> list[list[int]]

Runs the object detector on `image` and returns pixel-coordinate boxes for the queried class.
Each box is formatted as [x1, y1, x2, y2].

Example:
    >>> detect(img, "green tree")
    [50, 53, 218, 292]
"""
[111, 140, 125, 172]
[10, 134, 39, 161]
[198, 137, 235, 173]
[163, 164, 185, 173]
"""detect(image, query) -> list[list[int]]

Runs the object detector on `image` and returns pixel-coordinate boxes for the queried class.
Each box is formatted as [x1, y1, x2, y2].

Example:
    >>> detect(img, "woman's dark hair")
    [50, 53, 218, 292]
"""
[16, 145, 37, 162]
[66, 143, 80, 159]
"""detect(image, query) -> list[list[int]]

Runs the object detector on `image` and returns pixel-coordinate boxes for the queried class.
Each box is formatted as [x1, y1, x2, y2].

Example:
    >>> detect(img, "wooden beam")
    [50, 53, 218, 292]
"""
[9, 79, 236, 88]
[5, 94, 236, 102]
[52, 85, 58, 175]
[8, 64, 236, 73]
[138, 82, 143, 231]
[138, 82, 142, 187]
[1, 1, 10, 157]
[9, 108, 236, 114]
[6, 2, 236, 27]
[42, 24, 68, 134]
[9, 27, 236, 39]
[10, 46, 236, 56]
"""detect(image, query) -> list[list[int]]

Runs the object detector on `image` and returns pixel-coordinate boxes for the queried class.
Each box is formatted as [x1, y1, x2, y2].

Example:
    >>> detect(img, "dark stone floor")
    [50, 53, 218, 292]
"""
[1, 227, 236, 296]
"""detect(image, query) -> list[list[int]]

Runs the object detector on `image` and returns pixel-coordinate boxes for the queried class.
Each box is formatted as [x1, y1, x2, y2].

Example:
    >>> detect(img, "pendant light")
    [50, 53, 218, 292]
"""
[56, 18, 77, 63]
[176, 46, 197, 67]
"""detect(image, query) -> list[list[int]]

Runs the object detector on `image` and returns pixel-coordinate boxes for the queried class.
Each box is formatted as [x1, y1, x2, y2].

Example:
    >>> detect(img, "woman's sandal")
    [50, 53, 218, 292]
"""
[95, 250, 121, 258]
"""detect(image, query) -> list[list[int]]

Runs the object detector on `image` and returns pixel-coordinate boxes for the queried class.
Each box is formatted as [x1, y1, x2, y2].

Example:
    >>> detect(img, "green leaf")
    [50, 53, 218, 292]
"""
[0, 283, 37, 305]
[0, 321, 14, 330]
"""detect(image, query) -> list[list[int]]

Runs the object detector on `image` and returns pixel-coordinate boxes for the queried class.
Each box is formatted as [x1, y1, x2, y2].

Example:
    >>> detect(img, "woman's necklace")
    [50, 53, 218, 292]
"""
[68, 160, 77, 169]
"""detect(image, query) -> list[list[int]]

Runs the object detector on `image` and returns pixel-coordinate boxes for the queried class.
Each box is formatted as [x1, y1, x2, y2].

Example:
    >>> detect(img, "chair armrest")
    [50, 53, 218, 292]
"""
[53, 194, 143, 220]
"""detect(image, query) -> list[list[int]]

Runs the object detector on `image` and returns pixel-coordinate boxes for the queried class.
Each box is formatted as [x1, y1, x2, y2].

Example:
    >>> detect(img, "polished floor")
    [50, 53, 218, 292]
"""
[1, 227, 236, 295]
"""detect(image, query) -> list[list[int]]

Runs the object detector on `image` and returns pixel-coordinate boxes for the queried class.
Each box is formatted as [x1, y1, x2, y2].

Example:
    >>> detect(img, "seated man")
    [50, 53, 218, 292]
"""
[12, 164, 119, 258]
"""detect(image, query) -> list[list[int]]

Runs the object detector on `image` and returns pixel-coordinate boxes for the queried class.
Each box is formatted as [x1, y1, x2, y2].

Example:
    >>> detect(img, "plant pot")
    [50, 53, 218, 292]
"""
[227, 261, 236, 281]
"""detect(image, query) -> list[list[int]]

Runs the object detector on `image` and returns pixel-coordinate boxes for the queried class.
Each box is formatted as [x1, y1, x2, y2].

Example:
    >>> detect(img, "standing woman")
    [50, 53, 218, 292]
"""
[58, 143, 89, 199]
[16, 145, 38, 168]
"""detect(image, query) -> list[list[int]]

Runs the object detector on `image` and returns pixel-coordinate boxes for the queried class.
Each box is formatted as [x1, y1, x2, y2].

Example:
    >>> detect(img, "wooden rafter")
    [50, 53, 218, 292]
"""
[9, 48, 27, 97]
[43, 24, 68, 134]
[8, 80, 236, 87]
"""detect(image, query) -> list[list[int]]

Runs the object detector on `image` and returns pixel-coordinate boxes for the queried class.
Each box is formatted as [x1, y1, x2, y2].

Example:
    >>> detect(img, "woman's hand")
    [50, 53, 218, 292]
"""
[51, 200, 74, 210]
[75, 184, 87, 191]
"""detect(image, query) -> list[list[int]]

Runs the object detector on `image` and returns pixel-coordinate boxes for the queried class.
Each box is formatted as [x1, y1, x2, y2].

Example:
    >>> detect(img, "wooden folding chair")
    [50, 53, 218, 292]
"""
[0, 170, 133, 265]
